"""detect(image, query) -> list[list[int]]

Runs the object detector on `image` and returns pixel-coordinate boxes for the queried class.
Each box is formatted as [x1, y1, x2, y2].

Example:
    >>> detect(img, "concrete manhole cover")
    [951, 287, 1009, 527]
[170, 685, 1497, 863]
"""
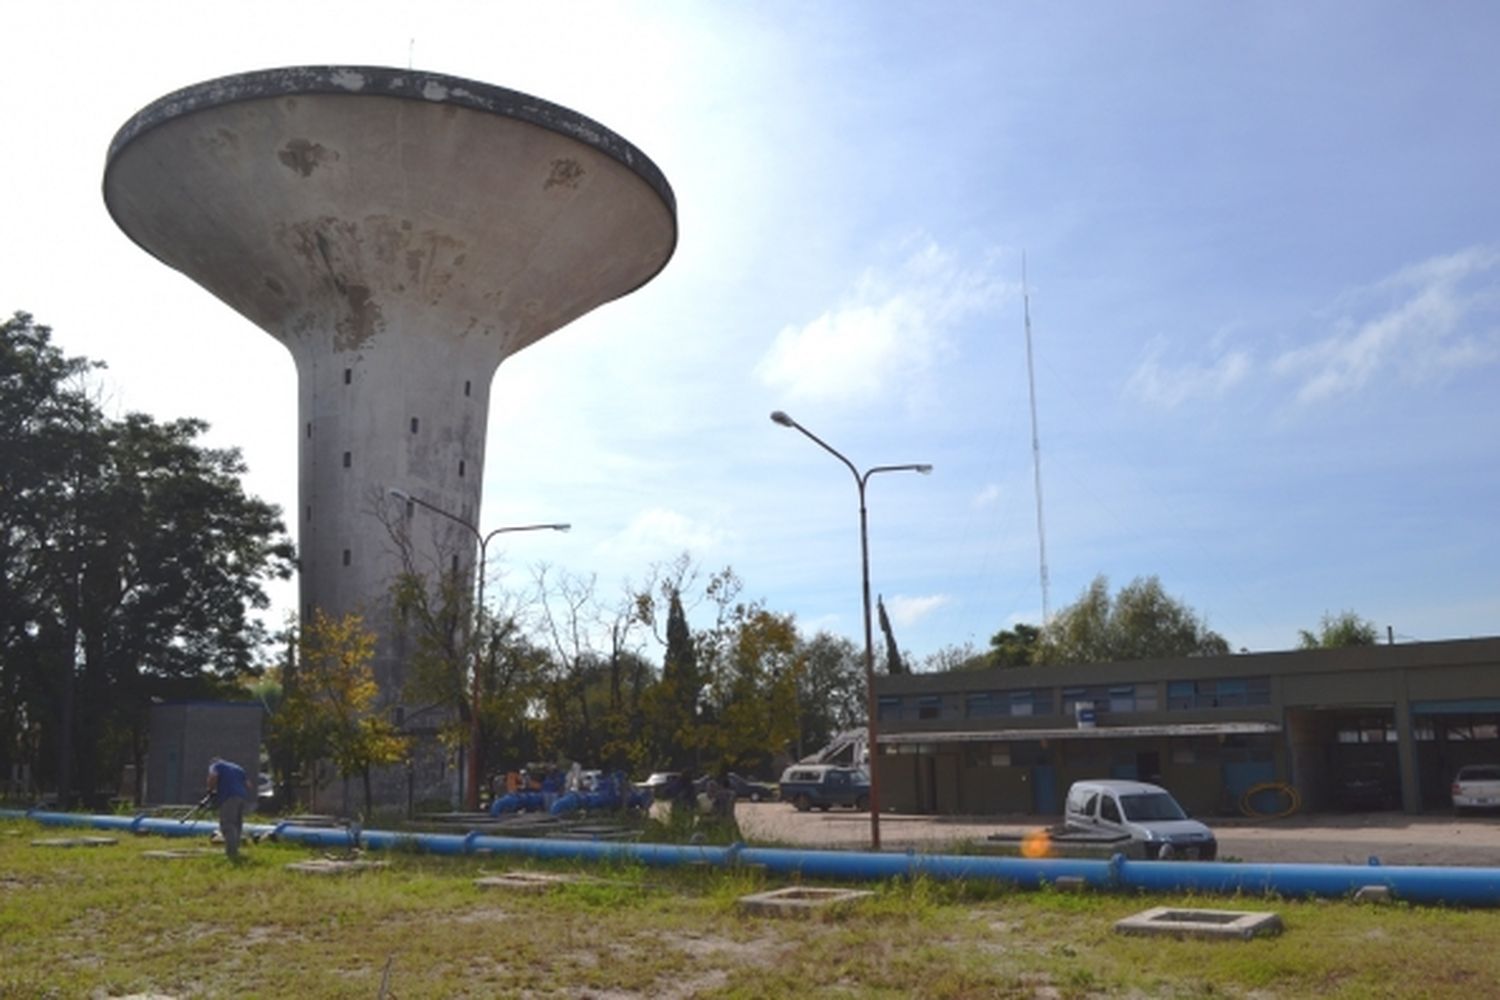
[142, 848, 220, 860]
[30, 836, 118, 848]
[737, 886, 875, 918]
[285, 858, 388, 875]
[474, 871, 604, 893]
[1115, 906, 1283, 941]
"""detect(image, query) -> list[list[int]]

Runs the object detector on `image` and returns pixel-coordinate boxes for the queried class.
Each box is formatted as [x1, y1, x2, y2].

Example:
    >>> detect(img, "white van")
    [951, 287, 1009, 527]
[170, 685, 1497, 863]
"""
[1063, 779, 1217, 860]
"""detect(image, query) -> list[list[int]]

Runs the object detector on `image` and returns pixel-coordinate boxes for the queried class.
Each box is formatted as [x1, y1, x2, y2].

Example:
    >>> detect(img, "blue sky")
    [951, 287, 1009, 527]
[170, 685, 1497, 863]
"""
[3, 2, 1497, 661]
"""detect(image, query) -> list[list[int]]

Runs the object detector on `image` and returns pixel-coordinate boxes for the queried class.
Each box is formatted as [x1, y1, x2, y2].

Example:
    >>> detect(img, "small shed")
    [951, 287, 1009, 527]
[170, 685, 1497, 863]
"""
[146, 702, 262, 805]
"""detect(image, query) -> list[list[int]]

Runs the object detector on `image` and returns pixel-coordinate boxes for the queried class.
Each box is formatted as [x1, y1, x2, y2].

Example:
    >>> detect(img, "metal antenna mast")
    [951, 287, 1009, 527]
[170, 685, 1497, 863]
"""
[1022, 253, 1051, 623]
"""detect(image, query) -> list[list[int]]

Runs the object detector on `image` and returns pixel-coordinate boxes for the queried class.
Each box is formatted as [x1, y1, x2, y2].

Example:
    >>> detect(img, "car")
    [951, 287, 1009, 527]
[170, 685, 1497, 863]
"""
[1452, 764, 1500, 813]
[636, 771, 686, 800]
[778, 764, 870, 812]
[1063, 779, 1217, 860]
[725, 772, 778, 802]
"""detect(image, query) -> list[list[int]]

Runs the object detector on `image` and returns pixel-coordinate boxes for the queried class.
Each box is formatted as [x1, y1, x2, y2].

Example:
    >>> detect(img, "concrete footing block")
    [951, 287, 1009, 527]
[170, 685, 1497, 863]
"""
[473, 871, 596, 894]
[142, 848, 219, 859]
[284, 858, 388, 875]
[1114, 906, 1283, 941]
[30, 836, 118, 848]
[1354, 885, 1394, 904]
[737, 886, 875, 919]
[1052, 876, 1087, 892]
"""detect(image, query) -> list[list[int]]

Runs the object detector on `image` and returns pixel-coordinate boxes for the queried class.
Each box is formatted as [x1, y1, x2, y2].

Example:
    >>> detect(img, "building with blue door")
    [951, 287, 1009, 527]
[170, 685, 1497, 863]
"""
[871, 636, 1500, 817]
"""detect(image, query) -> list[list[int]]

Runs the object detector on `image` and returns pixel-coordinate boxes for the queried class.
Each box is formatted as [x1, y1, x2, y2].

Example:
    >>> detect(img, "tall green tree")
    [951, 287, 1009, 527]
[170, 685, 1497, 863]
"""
[1, 313, 293, 805]
[0, 312, 99, 803]
[1299, 611, 1379, 649]
[1034, 575, 1229, 666]
[794, 632, 864, 760]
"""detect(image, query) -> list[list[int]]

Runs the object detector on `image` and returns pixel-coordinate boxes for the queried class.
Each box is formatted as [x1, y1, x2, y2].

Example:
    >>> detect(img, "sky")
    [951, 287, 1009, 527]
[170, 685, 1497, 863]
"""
[3, 2, 1498, 663]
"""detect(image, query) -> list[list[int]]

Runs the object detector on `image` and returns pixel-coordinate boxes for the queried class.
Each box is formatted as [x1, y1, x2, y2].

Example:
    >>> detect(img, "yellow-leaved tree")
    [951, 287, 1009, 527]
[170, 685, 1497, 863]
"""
[280, 609, 408, 814]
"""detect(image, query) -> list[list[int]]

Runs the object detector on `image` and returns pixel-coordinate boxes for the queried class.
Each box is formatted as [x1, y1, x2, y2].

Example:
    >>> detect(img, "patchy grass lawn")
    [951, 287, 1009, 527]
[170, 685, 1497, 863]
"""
[3, 818, 1499, 998]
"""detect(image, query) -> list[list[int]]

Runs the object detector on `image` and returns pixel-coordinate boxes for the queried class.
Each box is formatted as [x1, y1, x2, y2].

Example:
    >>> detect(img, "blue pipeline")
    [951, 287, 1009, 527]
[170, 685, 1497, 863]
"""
[7, 807, 1500, 907]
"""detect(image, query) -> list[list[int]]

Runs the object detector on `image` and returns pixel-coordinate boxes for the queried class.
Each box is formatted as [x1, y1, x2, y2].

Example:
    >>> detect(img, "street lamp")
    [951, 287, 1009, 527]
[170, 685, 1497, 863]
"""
[388, 488, 570, 812]
[769, 410, 931, 851]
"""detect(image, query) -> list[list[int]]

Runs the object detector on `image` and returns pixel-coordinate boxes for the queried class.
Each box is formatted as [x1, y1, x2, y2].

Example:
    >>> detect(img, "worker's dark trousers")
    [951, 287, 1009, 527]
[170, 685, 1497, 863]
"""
[219, 796, 247, 858]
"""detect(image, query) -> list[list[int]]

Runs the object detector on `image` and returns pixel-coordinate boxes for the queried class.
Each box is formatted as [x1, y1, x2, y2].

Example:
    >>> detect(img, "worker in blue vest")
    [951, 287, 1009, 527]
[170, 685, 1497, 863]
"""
[206, 757, 253, 859]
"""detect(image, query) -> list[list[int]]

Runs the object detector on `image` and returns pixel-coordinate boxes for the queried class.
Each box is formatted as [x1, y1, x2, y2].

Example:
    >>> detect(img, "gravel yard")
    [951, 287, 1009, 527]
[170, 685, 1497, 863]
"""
[735, 801, 1500, 866]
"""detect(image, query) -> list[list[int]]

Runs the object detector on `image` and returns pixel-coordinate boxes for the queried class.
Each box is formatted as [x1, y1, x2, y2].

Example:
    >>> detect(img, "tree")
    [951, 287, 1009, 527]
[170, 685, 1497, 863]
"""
[922, 643, 989, 673]
[281, 610, 409, 813]
[0, 311, 100, 804]
[1034, 575, 1229, 666]
[794, 632, 864, 759]
[1, 313, 294, 805]
[988, 623, 1040, 668]
[689, 597, 803, 778]
[876, 596, 906, 675]
[1299, 611, 1379, 649]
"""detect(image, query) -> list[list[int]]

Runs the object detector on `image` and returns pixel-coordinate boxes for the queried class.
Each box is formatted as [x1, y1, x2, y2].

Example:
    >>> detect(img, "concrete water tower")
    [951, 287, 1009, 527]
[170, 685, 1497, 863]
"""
[104, 67, 676, 804]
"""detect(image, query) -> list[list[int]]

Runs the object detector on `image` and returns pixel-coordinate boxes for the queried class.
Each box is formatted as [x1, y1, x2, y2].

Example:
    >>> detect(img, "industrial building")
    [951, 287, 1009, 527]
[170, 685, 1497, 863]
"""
[873, 636, 1500, 818]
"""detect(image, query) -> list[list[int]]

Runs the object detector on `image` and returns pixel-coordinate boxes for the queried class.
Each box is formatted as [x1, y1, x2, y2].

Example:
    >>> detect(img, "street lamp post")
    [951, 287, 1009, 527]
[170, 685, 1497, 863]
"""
[769, 411, 931, 851]
[388, 488, 569, 812]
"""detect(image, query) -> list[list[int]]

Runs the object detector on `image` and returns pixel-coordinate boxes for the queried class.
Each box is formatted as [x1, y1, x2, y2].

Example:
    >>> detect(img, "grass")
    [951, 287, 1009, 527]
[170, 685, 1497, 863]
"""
[4, 818, 1500, 998]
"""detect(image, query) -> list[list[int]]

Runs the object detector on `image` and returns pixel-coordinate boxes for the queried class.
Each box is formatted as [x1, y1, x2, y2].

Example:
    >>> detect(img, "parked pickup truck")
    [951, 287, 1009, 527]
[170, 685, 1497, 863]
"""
[1063, 779, 1217, 860]
[778, 764, 870, 812]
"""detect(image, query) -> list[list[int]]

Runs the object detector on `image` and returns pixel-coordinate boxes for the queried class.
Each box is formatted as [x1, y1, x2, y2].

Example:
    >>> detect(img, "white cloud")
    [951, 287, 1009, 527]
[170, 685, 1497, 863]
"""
[1124, 340, 1252, 409]
[599, 508, 728, 561]
[1274, 245, 1500, 405]
[754, 240, 1008, 404]
[884, 593, 950, 628]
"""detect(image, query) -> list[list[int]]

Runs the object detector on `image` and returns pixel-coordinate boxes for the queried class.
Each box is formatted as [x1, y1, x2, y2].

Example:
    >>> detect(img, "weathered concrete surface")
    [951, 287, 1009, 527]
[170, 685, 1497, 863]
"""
[1114, 906, 1283, 941]
[737, 886, 875, 919]
[104, 68, 676, 807]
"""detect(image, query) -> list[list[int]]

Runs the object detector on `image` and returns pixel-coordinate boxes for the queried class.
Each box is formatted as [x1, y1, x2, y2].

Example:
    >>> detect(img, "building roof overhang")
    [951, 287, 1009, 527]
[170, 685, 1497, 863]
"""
[879, 721, 1280, 744]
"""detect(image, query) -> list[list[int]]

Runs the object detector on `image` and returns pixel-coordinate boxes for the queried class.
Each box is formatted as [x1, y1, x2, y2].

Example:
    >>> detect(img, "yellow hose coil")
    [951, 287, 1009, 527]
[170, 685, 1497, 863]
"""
[1240, 781, 1300, 819]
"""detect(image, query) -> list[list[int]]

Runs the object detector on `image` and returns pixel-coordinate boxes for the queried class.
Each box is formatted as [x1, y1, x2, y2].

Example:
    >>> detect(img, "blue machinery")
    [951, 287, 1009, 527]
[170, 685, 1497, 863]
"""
[6, 807, 1500, 907]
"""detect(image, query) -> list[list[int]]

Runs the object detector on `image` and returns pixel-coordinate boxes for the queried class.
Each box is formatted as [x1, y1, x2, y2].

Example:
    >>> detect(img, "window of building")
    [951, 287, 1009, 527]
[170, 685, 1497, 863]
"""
[1166, 676, 1270, 710]
[966, 692, 1001, 718]
[305, 422, 312, 439]
[1337, 717, 1398, 743]
[878, 695, 902, 722]
[342, 451, 351, 468]
[410, 417, 419, 434]
[343, 368, 351, 385]
[1010, 689, 1051, 717]
[917, 695, 942, 720]
[342, 549, 351, 566]
[458, 459, 466, 477]
[1062, 685, 1110, 713]
[464, 380, 472, 397]
[1135, 684, 1158, 712]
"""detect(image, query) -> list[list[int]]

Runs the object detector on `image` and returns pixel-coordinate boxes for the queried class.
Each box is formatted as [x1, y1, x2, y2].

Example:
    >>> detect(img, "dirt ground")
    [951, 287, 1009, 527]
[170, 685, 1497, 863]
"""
[735, 802, 1500, 866]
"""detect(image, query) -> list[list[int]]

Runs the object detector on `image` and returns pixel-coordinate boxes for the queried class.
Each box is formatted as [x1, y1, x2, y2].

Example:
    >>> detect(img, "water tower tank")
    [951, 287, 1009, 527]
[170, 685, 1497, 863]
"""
[104, 67, 676, 800]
